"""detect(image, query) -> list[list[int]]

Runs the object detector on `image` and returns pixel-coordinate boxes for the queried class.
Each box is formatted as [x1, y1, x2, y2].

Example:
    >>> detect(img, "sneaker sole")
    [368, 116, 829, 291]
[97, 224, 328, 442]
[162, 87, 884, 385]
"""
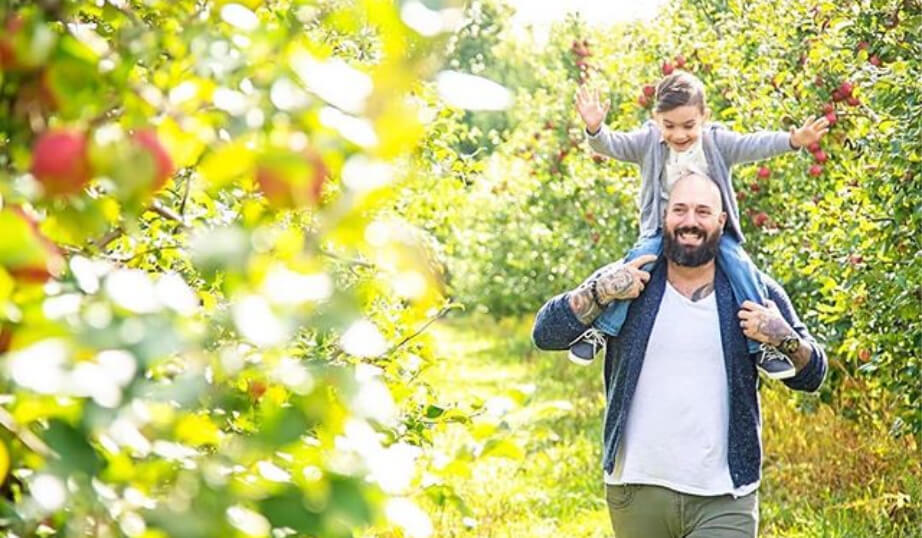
[757, 366, 797, 380]
[568, 352, 596, 366]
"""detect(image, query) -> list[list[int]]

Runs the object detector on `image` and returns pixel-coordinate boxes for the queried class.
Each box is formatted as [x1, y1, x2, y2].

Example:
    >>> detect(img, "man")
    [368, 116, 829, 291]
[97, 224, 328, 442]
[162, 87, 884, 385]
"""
[531, 172, 827, 537]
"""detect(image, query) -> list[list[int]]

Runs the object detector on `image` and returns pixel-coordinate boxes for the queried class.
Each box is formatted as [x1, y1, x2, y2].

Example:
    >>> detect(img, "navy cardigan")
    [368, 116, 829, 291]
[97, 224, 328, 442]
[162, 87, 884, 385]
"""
[531, 260, 827, 488]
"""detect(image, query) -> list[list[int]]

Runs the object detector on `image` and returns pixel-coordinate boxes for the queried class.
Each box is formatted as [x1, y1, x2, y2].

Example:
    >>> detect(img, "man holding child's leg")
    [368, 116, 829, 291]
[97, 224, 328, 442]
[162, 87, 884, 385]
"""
[532, 172, 827, 537]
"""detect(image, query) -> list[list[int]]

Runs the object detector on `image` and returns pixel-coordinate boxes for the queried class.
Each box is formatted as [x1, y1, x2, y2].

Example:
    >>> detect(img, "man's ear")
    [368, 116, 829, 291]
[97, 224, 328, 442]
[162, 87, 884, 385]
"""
[719, 211, 727, 227]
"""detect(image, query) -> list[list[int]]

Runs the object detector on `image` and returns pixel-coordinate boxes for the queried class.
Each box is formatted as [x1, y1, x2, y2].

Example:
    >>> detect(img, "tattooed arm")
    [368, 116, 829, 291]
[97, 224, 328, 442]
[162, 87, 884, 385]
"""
[738, 301, 813, 370]
[568, 255, 658, 325]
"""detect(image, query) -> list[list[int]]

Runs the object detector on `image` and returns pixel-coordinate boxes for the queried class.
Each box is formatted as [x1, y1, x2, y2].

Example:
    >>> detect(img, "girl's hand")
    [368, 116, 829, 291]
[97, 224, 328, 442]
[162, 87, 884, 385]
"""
[576, 86, 610, 135]
[789, 116, 830, 149]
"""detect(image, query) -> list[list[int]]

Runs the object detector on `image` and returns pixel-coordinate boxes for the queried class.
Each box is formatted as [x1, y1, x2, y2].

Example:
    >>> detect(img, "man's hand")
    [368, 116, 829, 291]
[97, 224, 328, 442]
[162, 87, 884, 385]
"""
[789, 116, 830, 149]
[738, 300, 814, 371]
[595, 254, 658, 303]
[737, 300, 796, 346]
[576, 85, 610, 135]
[568, 255, 657, 325]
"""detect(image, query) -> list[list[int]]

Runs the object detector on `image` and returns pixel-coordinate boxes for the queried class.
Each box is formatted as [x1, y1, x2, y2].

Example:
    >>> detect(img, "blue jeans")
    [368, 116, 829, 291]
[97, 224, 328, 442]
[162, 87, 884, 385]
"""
[593, 232, 768, 354]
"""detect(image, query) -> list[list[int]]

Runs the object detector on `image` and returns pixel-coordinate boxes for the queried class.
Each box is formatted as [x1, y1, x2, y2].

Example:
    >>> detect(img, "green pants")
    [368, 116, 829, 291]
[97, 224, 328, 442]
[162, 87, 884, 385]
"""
[606, 484, 759, 537]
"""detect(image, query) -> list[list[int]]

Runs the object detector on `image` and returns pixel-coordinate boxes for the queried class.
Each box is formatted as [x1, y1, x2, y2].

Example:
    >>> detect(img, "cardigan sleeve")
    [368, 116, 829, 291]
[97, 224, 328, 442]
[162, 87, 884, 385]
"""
[531, 292, 591, 351]
[763, 274, 828, 393]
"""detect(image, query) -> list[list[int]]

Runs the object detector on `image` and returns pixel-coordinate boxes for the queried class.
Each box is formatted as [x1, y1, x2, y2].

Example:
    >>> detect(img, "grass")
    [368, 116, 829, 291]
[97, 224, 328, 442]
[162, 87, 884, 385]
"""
[415, 314, 922, 537]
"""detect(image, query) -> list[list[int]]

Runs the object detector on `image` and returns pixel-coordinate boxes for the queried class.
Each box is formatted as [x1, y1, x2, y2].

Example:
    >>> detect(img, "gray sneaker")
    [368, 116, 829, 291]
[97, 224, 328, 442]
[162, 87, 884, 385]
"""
[568, 328, 606, 365]
[757, 344, 796, 380]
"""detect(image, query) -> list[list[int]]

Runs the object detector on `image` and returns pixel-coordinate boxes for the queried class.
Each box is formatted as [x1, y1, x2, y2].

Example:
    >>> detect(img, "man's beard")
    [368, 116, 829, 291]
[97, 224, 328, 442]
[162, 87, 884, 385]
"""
[663, 225, 721, 267]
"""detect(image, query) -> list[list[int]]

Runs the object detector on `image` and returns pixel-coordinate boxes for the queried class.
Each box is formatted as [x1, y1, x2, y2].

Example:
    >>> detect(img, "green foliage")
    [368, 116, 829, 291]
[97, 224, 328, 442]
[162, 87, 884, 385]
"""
[0, 0, 508, 536]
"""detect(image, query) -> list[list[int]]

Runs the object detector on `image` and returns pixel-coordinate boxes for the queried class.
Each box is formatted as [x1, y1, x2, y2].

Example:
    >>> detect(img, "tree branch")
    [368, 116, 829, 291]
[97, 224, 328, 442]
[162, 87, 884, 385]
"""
[385, 302, 462, 356]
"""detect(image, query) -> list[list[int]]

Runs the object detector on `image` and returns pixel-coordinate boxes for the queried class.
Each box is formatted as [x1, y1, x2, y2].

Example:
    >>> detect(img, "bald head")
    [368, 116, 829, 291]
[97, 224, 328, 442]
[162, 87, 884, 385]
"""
[668, 171, 724, 212]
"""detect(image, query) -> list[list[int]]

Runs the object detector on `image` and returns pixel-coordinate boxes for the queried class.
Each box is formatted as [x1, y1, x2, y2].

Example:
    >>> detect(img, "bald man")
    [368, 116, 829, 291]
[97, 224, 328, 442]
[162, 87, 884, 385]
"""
[532, 172, 827, 537]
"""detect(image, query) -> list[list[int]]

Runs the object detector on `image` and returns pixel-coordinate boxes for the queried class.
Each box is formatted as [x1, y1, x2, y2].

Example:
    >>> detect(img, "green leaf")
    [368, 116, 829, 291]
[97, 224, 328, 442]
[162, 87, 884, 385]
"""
[259, 487, 321, 533]
[43, 419, 102, 475]
[481, 437, 525, 460]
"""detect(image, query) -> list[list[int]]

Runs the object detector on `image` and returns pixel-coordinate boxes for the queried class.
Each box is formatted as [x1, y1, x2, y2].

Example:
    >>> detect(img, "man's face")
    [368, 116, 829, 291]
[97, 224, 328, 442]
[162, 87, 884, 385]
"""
[663, 175, 727, 267]
[654, 105, 706, 153]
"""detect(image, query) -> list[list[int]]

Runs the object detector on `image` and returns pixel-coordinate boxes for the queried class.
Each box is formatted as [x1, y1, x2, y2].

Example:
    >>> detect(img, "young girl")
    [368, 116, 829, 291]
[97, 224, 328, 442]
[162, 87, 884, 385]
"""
[571, 71, 828, 379]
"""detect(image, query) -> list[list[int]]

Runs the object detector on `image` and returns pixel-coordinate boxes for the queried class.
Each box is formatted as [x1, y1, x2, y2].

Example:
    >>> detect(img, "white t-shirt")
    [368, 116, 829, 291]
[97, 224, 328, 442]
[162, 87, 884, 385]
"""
[662, 140, 710, 199]
[604, 281, 759, 498]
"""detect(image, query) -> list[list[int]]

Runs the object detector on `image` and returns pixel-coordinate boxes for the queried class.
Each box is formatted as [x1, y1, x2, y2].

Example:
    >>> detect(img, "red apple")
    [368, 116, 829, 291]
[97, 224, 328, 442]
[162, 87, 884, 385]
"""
[256, 148, 329, 208]
[847, 96, 860, 106]
[0, 15, 55, 72]
[30, 129, 92, 196]
[856, 41, 870, 51]
[248, 380, 267, 401]
[838, 81, 854, 96]
[757, 166, 771, 180]
[736, 191, 746, 201]
[637, 94, 649, 107]
[822, 103, 835, 114]
[807, 142, 821, 153]
[809, 164, 823, 177]
[674, 54, 686, 68]
[643, 84, 656, 97]
[825, 112, 837, 125]
[832, 90, 844, 102]
[0, 324, 12, 354]
[749, 182, 760, 193]
[813, 150, 828, 163]
[131, 128, 174, 192]
[850, 255, 864, 265]
[0, 16, 29, 71]
[662, 62, 674, 75]
[0, 16, 24, 69]
[752, 212, 768, 227]
[869, 55, 881, 66]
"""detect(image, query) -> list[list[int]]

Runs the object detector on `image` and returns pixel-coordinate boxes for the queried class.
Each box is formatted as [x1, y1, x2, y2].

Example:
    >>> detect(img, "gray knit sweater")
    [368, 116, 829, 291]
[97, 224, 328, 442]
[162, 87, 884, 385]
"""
[587, 120, 795, 243]
[531, 260, 827, 489]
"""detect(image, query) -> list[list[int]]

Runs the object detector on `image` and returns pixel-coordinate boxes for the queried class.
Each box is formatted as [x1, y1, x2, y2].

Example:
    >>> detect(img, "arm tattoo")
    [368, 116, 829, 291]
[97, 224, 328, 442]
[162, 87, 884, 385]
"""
[690, 282, 714, 302]
[757, 316, 795, 345]
[595, 266, 634, 303]
[569, 281, 603, 325]
[569, 262, 638, 325]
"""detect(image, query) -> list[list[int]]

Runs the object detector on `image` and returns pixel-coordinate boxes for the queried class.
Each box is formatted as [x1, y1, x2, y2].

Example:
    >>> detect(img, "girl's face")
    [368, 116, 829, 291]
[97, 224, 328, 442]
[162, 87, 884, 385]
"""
[654, 105, 707, 153]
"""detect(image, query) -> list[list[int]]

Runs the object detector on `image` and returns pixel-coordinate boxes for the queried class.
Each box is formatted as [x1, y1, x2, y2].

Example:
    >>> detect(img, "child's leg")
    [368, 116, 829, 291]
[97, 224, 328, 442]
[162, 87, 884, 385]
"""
[593, 233, 663, 337]
[717, 235, 770, 355]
